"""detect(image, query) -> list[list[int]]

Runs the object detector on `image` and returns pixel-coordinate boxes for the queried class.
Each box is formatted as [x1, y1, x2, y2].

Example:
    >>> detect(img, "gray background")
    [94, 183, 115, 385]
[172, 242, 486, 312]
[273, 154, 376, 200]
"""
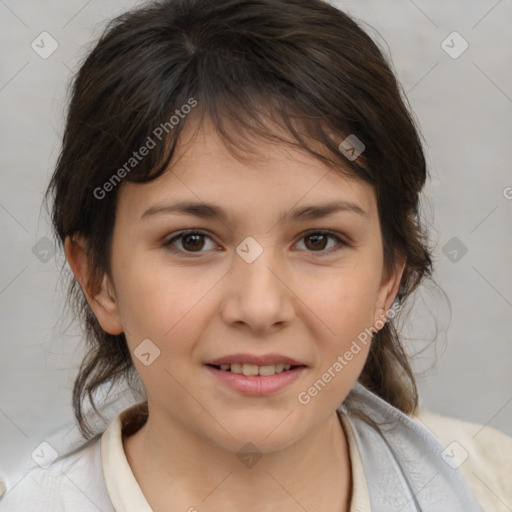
[1, 0, 511, 491]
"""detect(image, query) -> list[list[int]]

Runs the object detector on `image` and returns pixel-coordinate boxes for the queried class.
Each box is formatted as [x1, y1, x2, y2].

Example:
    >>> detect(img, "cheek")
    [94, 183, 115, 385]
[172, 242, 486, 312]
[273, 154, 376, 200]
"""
[299, 279, 376, 410]
[113, 258, 219, 355]
[296, 263, 380, 395]
[112, 265, 217, 403]
[299, 264, 381, 337]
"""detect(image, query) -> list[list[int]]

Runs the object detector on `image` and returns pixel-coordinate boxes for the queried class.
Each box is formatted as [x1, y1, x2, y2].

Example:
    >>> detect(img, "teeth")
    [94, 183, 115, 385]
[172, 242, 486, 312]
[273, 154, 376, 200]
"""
[258, 365, 276, 376]
[215, 363, 296, 375]
[242, 364, 259, 376]
[230, 363, 243, 374]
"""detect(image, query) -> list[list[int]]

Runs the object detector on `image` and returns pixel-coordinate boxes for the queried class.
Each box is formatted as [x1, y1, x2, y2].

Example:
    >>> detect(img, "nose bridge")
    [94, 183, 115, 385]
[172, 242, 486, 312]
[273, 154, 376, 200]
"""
[236, 240, 285, 300]
[220, 239, 295, 330]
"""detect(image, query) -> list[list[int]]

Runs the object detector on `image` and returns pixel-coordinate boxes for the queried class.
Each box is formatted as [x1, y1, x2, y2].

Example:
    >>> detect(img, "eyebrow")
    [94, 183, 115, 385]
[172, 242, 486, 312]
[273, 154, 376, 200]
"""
[140, 199, 367, 222]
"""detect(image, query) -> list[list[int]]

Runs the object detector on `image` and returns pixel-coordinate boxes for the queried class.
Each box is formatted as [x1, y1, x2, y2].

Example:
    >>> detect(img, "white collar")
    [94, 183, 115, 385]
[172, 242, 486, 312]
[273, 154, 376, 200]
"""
[101, 405, 153, 511]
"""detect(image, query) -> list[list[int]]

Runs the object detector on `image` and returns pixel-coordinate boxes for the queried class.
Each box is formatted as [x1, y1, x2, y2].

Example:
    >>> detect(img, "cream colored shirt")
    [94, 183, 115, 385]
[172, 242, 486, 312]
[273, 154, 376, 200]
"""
[1, 403, 511, 511]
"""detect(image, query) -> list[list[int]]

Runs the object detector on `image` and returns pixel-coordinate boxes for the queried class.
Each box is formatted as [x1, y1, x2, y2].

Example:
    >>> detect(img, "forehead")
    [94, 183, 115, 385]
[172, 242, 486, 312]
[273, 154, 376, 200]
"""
[116, 117, 377, 222]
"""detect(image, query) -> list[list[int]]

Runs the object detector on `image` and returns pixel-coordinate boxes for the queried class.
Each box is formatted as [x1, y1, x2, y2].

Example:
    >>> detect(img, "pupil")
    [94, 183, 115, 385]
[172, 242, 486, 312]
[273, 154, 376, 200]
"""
[306, 234, 327, 251]
[183, 234, 204, 251]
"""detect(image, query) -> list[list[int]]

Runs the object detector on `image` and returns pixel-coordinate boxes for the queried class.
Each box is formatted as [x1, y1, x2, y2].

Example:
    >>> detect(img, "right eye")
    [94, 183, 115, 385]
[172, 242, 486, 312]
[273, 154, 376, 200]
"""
[164, 230, 221, 255]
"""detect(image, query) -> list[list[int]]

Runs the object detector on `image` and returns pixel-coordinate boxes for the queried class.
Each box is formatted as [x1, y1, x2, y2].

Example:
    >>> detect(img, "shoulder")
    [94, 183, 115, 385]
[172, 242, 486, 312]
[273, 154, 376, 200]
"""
[414, 409, 512, 512]
[0, 435, 114, 512]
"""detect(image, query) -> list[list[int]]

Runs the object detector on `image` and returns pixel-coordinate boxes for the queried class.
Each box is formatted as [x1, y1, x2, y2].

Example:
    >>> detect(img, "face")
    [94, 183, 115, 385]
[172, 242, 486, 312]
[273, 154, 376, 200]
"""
[72, 119, 403, 453]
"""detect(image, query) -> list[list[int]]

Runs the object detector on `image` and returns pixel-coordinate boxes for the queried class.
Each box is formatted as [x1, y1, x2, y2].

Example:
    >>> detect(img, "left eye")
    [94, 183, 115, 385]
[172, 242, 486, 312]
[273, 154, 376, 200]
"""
[295, 231, 345, 253]
[165, 230, 345, 256]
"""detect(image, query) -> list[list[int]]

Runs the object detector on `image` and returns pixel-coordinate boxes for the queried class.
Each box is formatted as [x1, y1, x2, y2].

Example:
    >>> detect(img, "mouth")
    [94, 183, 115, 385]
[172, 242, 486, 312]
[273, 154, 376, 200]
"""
[205, 362, 306, 376]
[204, 353, 308, 395]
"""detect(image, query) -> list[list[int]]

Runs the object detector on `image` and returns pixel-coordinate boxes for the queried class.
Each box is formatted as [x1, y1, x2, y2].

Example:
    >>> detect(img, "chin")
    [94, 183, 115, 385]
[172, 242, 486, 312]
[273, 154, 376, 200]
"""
[203, 414, 307, 455]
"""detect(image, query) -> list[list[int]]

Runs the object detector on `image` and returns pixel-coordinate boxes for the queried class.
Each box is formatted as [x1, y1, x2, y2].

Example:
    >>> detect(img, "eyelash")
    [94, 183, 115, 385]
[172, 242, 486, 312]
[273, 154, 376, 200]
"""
[163, 229, 348, 257]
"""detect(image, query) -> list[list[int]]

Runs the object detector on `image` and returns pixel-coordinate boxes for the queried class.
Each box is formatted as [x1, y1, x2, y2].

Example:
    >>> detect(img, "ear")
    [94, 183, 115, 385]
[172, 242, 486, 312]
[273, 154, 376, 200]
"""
[372, 254, 406, 329]
[64, 235, 124, 335]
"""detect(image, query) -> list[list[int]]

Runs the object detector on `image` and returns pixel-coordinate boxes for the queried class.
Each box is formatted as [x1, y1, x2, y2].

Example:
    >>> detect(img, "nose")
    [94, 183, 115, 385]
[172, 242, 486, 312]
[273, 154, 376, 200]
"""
[219, 246, 296, 334]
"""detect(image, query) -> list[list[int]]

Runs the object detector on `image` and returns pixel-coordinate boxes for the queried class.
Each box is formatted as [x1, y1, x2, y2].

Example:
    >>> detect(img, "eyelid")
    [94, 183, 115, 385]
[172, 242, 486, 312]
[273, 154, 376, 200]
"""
[163, 229, 348, 256]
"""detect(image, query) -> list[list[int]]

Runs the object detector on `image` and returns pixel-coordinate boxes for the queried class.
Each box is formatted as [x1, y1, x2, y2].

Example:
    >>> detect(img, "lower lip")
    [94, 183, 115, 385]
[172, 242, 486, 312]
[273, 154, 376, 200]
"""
[205, 365, 306, 396]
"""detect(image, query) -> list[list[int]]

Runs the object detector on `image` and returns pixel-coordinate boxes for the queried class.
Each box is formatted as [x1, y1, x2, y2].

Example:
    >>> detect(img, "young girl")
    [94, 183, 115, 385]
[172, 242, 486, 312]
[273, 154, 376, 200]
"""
[2, 0, 510, 510]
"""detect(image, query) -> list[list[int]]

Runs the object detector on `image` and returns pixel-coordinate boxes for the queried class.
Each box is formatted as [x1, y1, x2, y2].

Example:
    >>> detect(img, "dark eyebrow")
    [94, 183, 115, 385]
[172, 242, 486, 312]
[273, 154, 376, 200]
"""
[280, 200, 367, 221]
[140, 199, 367, 222]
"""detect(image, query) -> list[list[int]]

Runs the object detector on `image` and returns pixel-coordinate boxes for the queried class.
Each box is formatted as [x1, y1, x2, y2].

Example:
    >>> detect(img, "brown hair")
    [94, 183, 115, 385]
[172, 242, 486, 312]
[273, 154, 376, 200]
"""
[47, 0, 432, 438]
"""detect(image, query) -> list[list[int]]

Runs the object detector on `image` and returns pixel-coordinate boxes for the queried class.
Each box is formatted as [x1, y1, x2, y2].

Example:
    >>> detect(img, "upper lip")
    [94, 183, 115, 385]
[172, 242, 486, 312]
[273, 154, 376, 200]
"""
[205, 353, 306, 367]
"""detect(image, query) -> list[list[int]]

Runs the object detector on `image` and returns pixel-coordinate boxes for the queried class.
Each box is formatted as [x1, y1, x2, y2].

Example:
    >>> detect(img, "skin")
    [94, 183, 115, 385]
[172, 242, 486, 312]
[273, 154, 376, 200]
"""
[65, 118, 405, 512]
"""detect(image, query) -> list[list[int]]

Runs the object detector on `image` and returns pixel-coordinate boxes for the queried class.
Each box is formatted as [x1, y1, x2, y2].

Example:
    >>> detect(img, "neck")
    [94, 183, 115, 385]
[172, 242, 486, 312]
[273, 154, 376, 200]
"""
[123, 406, 352, 512]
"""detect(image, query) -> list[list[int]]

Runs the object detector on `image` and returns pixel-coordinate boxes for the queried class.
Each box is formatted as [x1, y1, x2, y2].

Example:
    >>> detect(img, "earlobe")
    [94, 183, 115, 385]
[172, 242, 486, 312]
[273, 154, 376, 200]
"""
[64, 235, 124, 335]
